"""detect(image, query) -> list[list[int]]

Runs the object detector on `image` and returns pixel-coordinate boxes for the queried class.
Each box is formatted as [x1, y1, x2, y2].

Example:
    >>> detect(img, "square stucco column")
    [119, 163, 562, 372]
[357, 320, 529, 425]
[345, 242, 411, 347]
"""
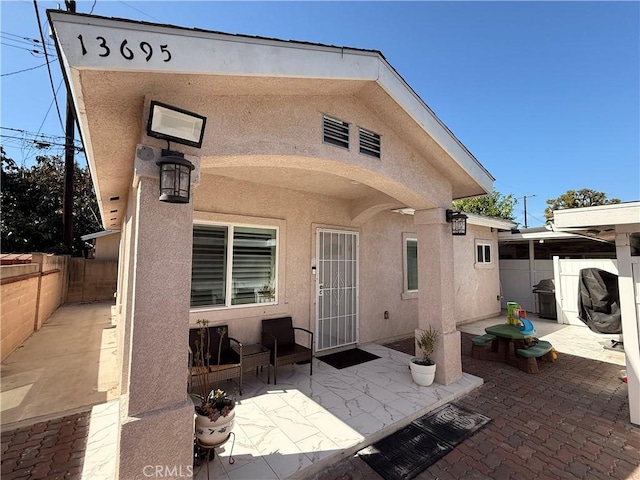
[414, 208, 462, 385]
[116, 147, 199, 479]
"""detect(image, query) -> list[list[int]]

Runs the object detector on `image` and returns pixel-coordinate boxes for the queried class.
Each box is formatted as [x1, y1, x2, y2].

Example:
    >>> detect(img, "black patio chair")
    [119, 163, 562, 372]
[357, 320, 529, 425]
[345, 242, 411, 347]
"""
[261, 316, 313, 384]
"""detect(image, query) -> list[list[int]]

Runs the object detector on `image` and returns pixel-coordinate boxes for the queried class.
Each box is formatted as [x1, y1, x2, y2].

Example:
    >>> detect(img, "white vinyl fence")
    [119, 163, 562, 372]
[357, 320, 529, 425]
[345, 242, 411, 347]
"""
[553, 257, 618, 326]
[499, 259, 554, 313]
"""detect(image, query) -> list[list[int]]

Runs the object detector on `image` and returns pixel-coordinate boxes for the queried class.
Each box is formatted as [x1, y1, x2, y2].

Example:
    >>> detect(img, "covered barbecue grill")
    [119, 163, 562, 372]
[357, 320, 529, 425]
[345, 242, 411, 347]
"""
[533, 278, 557, 319]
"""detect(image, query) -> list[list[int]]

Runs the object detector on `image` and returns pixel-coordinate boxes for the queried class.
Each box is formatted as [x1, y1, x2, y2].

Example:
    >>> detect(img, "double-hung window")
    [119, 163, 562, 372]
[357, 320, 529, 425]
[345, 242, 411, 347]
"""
[191, 224, 277, 308]
[476, 242, 492, 264]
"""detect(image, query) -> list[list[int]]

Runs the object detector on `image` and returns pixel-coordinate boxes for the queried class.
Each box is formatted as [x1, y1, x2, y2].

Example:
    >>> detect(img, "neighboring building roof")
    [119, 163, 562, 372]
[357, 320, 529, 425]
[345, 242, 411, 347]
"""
[498, 226, 581, 242]
[81, 230, 121, 241]
[464, 213, 516, 231]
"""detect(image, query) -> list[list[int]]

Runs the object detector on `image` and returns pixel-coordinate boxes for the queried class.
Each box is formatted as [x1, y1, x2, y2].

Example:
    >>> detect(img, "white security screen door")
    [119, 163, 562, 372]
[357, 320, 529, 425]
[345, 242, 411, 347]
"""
[316, 229, 359, 351]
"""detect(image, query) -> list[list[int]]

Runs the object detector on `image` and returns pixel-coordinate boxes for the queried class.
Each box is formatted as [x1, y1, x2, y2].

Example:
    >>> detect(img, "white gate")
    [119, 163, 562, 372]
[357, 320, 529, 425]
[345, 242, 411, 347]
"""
[315, 229, 358, 351]
[553, 257, 618, 325]
[499, 259, 554, 312]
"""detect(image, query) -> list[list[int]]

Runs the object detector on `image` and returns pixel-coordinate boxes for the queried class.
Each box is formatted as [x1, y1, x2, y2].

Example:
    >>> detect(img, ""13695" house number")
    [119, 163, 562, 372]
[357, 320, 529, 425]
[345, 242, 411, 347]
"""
[77, 34, 172, 62]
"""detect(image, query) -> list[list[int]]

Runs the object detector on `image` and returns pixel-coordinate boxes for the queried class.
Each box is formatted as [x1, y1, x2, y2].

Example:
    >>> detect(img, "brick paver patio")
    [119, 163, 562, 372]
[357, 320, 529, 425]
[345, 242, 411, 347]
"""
[314, 333, 639, 480]
[1, 411, 90, 480]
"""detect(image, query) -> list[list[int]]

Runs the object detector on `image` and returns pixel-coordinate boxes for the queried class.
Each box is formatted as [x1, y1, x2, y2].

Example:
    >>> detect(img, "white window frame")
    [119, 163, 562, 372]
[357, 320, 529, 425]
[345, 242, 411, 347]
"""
[191, 221, 279, 311]
[402, 233, 418, 300]
[476, 240, 493, 265]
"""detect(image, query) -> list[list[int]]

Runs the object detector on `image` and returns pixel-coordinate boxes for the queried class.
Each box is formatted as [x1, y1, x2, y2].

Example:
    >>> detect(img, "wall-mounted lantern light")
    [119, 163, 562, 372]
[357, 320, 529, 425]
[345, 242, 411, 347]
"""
[156, 150, 195, 204]
[147, 101, 207, 203]
[446, 209, 468, 236]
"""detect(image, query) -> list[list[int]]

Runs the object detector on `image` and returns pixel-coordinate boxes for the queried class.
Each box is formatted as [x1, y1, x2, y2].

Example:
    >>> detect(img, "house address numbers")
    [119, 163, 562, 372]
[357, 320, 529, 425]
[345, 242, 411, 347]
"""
[77, 34, 171, 62]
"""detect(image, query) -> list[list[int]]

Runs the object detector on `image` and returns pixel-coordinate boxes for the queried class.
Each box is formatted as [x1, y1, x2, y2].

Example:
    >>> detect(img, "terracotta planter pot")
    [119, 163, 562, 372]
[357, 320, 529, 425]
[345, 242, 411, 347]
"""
[409, 359, 436, 386]
[194, 409, 235, 447]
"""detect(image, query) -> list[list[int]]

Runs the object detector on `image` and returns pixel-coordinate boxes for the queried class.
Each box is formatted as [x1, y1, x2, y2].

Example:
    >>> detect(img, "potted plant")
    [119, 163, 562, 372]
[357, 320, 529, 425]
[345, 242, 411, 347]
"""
[409, 326, 439, 386]
[192, 320, 236, 447]
[258, 279, 275, 300]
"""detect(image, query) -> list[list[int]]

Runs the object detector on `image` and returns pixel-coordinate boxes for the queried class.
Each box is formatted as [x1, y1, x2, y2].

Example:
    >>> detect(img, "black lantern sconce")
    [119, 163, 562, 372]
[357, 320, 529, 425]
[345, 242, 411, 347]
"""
[156, 150, 195, 204]
[147, 101, 206, 204]
[446, 209, 468, 236]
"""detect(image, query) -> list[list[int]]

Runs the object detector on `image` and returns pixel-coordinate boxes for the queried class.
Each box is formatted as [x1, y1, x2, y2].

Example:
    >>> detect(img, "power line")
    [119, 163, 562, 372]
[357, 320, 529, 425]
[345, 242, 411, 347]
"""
[1, 127, 84, 150]
[118, 1, 162, 22]
[33, 0, 64, 133]
[1, 61, 52, 77]
[0, 41, 45, 55]
[0, 134, 84, 152]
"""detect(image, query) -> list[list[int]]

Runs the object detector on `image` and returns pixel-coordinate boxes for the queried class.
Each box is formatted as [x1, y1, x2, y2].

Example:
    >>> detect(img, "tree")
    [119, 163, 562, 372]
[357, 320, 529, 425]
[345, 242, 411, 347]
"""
[453, 189, 517, 221]
[1, 148, 100, 255]
[544, 189, 621, 223]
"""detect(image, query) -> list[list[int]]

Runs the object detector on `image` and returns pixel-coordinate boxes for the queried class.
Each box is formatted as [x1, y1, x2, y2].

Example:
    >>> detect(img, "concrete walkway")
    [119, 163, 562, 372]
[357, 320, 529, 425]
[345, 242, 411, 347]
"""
[1, 301, 119, 428]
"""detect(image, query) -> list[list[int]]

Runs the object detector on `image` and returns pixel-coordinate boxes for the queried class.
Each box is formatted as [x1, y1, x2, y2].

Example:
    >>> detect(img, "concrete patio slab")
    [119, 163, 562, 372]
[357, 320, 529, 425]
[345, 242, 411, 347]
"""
[0, 301, 119, 428]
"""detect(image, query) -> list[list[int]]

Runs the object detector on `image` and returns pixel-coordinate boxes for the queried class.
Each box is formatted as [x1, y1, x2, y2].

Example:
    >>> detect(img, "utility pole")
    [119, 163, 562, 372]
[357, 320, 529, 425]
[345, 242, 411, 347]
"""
[519, 194, 536, 229]
[62, 0, 76, 251]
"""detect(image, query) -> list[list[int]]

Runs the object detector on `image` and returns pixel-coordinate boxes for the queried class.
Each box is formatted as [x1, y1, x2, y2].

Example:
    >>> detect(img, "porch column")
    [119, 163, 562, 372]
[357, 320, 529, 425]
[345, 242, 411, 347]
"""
[414, 208, 462, 385]
[116, 147, 200, 479]
[615, 229, 640, 425]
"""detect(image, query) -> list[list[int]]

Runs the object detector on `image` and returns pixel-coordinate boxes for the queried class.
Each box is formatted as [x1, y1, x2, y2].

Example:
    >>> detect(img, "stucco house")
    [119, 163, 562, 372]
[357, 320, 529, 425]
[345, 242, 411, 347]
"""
[49, 11, 514, 477]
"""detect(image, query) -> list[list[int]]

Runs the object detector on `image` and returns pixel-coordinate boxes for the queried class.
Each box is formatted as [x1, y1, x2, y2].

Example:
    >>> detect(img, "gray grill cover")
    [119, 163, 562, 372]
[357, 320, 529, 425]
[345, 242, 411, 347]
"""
[577, 268, 621, 334]
[533, 279, 555, 293]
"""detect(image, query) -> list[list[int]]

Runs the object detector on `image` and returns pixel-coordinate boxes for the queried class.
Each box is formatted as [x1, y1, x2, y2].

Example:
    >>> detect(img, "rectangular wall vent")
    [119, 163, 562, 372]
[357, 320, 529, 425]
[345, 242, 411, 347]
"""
[359, 127, 381, 158]
[323, 115, 350, 149]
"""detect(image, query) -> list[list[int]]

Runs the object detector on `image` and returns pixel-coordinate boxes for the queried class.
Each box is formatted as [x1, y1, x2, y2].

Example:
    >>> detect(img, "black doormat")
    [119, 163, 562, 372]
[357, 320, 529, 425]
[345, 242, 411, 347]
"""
[358, 403, 491, 480]
[318, 348, 380, 369]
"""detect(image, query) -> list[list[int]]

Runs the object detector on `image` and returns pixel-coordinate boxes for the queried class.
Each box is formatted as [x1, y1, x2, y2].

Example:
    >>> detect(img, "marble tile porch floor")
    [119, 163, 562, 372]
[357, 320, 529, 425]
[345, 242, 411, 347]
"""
[191, 343, 482, 480]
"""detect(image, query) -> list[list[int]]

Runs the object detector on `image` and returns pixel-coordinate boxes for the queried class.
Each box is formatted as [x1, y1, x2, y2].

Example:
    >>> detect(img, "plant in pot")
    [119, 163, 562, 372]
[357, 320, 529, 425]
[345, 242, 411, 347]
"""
[409, 326, 439, 386]
[192, 320, 236, 449]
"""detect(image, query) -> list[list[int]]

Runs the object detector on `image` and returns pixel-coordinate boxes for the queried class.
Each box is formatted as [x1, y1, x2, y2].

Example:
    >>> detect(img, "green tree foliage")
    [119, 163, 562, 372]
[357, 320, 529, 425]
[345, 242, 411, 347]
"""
[544, 189, 621, 223]
[1, 147, 101, 255]
[453, 189, 517, 221]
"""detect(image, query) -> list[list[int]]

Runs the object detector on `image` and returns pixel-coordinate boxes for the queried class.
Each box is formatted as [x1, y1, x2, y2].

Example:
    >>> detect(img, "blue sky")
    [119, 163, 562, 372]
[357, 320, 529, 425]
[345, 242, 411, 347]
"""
[2, 1, 638, 227]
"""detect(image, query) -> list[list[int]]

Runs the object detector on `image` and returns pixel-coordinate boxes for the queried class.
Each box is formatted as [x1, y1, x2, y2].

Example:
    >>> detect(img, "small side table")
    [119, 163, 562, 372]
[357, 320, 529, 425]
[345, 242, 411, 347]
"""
[235, 344, 271, 384]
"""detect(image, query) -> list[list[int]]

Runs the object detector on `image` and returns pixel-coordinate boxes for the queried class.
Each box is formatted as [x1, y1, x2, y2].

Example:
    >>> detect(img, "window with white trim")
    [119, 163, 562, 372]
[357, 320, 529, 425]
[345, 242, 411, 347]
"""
[476, 241, 492, 264]
[191, 224, 277, 308]
[403, 234, 418, 293]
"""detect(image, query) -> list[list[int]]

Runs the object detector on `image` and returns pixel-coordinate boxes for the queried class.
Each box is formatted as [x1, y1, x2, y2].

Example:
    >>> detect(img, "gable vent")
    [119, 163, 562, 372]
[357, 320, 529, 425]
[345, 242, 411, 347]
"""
[323, 115, 350, 149]
[359, 127, 381, 158]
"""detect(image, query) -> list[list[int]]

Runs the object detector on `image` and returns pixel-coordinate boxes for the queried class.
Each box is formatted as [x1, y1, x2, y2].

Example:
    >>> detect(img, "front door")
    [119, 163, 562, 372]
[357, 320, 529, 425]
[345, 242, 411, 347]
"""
[316, 229, 359, 351]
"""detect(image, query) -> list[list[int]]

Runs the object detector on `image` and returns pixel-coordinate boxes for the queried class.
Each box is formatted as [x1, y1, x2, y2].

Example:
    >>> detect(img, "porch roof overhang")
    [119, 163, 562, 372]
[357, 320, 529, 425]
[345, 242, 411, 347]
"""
[551, 201, 640, 242]
[48, 10, 495, 229]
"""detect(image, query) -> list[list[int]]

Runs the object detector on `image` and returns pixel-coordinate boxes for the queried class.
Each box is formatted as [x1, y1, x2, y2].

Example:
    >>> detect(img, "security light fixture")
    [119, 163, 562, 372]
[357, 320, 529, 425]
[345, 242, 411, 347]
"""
[147, 101, 206, 148]
[446, 209, 468, 236]
[156, 150, 195, 204]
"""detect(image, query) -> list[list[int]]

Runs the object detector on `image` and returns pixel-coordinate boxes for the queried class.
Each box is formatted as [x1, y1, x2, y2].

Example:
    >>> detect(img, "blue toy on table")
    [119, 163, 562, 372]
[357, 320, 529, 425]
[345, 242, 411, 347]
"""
[518, 317, 535, 335]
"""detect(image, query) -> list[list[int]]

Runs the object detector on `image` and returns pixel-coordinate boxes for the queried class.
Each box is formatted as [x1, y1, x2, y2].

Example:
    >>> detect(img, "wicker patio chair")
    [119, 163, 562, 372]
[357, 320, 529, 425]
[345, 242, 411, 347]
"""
[188, 324, 244, 395]
[261, 316, 313, 384]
